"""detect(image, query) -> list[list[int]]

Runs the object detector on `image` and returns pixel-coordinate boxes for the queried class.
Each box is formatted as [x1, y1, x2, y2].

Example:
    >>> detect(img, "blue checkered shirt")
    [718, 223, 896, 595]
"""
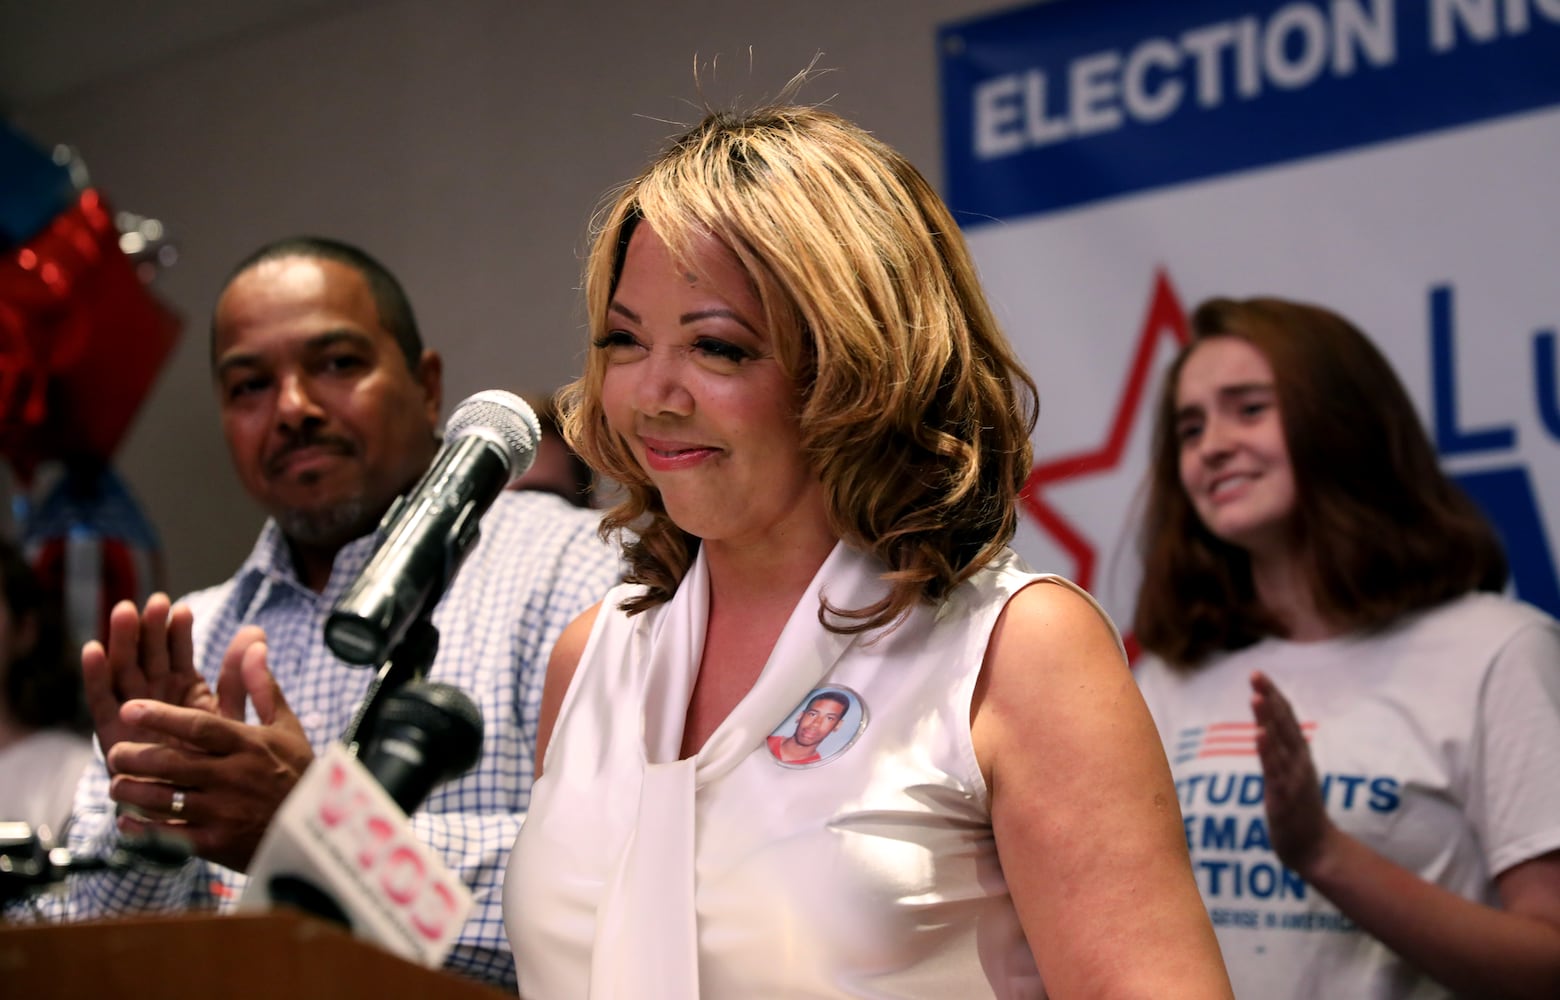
[56, 490, 621, 990]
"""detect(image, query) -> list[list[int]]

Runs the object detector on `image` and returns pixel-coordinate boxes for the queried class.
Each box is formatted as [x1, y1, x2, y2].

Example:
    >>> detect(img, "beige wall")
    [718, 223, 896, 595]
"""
[6, 0, 1015, 595]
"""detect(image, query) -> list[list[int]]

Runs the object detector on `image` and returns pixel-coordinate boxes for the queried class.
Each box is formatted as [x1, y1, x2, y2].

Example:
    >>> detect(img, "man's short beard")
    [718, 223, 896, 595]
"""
[275, 496, 377, 549]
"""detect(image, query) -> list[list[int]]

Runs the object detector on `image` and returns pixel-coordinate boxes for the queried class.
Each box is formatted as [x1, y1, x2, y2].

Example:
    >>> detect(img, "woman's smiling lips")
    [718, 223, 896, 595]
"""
[1207, 470, 1257, 503]
[639, 435, 721, 471]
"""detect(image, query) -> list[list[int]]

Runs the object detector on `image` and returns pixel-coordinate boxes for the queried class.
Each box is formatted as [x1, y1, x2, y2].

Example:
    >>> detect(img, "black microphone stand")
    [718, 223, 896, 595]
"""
[338, 614, 440, 757]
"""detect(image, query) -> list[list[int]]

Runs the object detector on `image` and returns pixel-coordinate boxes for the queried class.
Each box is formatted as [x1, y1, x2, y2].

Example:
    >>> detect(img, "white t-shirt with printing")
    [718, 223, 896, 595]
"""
[1136, 592, 1560, 1000]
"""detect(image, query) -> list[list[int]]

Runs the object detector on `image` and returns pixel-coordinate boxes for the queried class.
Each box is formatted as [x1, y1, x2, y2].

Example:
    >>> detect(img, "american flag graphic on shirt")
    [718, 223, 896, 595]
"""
[1173, 721, 1317, 765]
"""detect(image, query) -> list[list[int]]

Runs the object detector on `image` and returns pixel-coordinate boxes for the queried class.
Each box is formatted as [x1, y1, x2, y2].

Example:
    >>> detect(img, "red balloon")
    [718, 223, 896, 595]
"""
[0, 189, 181, 481]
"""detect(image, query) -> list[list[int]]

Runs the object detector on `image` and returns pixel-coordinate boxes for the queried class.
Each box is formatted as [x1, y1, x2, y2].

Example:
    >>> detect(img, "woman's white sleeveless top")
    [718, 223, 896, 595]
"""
[506, 541, 1097, 998]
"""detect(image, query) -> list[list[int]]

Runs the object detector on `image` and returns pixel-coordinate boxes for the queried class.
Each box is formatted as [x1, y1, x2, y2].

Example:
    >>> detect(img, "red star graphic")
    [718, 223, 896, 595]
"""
[1019, 270, 1190, 657]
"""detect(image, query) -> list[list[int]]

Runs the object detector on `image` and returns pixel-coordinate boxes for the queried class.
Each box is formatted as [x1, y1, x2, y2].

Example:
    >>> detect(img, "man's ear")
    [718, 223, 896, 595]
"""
[415, 349, 444, 425]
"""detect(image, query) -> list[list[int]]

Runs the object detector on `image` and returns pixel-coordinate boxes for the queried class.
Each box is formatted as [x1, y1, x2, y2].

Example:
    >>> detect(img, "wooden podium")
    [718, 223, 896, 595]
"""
[0, 909, 512, 998]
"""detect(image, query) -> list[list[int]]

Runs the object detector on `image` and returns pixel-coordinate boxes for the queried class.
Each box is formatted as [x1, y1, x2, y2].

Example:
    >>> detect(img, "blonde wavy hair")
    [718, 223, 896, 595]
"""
[559, 105, 1038, 633]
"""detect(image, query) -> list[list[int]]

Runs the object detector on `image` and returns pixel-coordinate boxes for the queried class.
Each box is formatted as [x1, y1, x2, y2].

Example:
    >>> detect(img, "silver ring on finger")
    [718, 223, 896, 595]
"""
[170, 788, 187, 816]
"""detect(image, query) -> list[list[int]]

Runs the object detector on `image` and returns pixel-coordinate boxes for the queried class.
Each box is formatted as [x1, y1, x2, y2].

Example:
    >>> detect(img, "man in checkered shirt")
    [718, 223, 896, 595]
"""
[55, 236, 621, 990]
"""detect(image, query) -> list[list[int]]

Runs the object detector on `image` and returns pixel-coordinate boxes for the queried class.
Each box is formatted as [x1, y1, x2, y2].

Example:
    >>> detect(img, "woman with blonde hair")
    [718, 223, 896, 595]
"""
[506, 105, 1232, 998]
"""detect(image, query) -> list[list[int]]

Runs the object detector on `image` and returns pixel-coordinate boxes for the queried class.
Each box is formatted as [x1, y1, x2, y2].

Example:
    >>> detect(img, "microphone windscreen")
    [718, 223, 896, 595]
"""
[444, 390, 540, 484]
[358, 682, 484, 815]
